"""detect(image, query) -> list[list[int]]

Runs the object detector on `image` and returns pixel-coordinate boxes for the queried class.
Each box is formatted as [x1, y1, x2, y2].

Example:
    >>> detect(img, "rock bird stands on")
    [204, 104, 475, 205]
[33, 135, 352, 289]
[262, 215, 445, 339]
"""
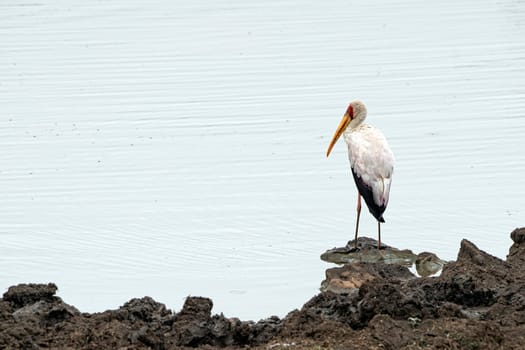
[326, 100, 394, 249]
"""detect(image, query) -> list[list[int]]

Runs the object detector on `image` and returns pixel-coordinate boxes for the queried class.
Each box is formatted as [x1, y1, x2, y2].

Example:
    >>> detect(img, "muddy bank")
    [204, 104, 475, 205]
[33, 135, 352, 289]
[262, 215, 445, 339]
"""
[2, 228, 525, 349]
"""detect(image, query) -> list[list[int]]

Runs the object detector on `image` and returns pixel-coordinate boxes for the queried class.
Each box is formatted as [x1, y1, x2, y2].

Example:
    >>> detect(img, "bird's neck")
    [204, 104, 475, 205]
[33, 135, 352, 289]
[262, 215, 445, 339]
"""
[349, 118, 366, 129]
[349, 113, 366, 130]
[343, 122, 368, 143]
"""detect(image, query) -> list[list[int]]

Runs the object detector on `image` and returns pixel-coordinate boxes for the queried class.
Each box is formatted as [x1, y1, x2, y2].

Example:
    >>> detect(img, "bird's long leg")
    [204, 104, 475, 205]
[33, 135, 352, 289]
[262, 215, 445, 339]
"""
[377, 221, 382, 249]
[354, 194, 362, 249]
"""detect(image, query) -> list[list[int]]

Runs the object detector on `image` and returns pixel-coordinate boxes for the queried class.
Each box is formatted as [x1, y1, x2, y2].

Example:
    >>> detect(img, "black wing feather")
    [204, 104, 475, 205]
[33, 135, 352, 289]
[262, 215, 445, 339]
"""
[351, 168, 386, 222]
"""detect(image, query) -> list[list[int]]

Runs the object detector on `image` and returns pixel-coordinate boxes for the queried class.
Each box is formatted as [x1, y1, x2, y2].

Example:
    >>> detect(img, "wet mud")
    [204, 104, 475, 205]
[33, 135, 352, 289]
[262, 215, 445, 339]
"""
[2, 227, 525, 349]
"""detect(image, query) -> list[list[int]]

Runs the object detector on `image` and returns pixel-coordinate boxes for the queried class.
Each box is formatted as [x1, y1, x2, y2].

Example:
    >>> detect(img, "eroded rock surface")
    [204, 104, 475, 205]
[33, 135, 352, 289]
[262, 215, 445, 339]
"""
[321, 261, 414, 294]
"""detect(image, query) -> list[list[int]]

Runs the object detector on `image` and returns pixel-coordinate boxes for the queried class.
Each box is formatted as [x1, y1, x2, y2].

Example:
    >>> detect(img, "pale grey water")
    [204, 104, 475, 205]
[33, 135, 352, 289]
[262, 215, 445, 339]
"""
[1, 0, 524, 320]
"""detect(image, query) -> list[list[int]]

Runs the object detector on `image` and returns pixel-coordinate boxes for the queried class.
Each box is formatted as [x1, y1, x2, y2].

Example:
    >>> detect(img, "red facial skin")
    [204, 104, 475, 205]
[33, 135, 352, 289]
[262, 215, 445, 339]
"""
[346, 104, 354, 118]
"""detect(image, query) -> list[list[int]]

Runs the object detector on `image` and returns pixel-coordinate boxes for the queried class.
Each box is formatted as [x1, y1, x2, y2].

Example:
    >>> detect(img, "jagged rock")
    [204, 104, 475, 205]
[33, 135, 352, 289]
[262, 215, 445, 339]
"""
[119, 296, 171, 323]
[511, 227, 525, 244]
[3, 283, 58, 308]
[369, 314, 412, 349]
[171, 296, 213, 346]
[508, 227, 525, 266]
[170, 296, 283, 347]
[321, 262, 414, 294]
[440, 239, 513, 305]
[13, 300, 79, 325]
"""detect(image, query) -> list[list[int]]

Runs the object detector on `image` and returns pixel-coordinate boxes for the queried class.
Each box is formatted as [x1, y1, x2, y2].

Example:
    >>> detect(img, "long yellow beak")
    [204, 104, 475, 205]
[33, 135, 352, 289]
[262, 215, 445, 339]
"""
[326, 113, 351, 157]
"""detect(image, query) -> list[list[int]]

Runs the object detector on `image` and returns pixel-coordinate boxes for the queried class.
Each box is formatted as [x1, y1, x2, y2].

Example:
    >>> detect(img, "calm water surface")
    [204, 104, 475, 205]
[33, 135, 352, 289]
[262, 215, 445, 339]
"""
[1, 0, 525, 320]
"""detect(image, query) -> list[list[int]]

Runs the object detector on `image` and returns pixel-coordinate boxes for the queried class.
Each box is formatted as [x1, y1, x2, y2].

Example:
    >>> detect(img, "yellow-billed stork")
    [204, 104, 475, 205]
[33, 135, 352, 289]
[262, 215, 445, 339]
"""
[326, 100, 394, 249]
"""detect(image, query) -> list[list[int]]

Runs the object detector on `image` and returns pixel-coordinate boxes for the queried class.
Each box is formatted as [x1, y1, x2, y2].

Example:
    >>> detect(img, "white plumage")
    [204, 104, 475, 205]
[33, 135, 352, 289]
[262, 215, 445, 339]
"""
[326, 100, 394, 249]
[345, 124, 394, 212]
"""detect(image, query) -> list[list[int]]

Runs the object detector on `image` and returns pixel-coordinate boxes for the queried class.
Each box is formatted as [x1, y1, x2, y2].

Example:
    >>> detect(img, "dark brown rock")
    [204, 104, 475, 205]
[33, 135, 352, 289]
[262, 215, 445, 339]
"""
[369, 314, 411, 349]
[171, 297, 214, 347]
[511, 227, 525, 244]
[321, 262, 414, 294]
[13, 300, 79, 325]
[119, 296, 171, 323]
[508, 227, 525, 266]
[3, 283, 58, 308]
[168, 296, 283, 347]
[438, 239, 513, 306]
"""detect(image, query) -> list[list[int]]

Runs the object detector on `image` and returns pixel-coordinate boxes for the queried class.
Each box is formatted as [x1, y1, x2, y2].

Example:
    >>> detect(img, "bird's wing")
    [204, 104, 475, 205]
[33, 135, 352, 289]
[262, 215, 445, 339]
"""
[347, 126, 394, 209]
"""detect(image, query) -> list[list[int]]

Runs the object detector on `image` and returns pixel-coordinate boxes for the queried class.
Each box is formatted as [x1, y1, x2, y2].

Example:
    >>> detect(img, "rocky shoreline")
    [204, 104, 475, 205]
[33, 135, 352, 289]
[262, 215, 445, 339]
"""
[2, 228, 525, 349]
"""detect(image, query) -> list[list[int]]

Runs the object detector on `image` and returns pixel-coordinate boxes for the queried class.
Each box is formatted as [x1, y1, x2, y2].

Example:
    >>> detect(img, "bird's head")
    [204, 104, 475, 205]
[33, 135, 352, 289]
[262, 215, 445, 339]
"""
[326, 100, 367, 157]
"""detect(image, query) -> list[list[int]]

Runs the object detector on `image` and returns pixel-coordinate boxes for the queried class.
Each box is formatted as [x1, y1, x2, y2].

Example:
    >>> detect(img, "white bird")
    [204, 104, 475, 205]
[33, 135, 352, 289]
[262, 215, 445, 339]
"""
[326, 100, 394, 249]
